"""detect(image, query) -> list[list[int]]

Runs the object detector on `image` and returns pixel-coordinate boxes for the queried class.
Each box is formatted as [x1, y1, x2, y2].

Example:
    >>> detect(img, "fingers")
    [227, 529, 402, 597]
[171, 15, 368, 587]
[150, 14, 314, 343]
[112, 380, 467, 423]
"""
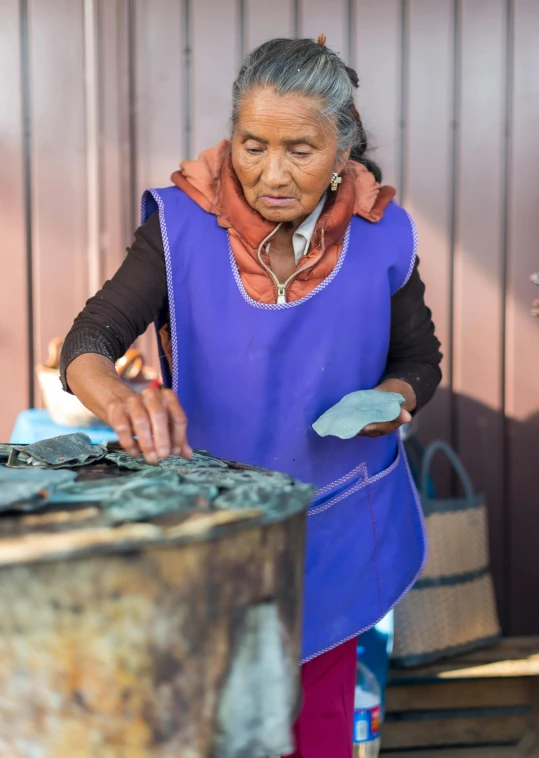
[106, 388, 191, 463]
[360, 408, 412, 438]
[139, 388, 172, 461]
[400, 408, 413, 425]
[162, 389, 192, 458]
[108, 402, 140, 457]
[361, 422, 396, 438]
[126, 393, 160, 463]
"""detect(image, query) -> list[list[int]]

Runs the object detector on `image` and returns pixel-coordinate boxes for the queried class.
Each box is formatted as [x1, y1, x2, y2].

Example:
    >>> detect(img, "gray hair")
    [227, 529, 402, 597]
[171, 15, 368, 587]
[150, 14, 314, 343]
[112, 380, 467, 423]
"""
[231, 37, 381, 180]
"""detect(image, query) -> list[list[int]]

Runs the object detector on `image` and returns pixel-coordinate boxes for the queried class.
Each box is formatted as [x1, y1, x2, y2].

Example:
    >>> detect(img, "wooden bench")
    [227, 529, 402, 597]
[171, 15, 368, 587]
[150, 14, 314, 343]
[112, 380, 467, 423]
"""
[381, 637, 539, 757]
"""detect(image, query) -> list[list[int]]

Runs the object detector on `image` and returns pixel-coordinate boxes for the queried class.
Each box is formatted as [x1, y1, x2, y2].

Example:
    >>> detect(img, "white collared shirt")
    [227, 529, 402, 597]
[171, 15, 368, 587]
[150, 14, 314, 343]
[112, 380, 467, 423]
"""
[291, 192, 327, 264]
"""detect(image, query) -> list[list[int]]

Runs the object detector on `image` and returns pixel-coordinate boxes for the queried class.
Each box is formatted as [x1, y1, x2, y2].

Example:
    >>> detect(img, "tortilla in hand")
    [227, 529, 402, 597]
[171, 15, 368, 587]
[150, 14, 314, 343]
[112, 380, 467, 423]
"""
[313, 390, 406, 439]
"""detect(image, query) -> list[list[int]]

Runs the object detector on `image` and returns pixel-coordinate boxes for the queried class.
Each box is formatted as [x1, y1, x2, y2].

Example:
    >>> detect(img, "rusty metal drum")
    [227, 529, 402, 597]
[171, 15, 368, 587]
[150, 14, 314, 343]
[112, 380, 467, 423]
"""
[0, 442, 312, 758]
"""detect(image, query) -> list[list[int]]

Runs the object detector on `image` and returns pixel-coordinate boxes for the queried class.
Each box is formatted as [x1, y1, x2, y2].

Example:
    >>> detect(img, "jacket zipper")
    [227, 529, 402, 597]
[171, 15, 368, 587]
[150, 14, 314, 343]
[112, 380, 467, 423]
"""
[256, 226, 327, 304]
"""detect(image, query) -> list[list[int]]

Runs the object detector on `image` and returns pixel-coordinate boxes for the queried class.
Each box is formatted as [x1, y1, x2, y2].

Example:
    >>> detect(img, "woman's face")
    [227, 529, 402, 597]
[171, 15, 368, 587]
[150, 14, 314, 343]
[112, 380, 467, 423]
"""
[231, 87, 350, 225]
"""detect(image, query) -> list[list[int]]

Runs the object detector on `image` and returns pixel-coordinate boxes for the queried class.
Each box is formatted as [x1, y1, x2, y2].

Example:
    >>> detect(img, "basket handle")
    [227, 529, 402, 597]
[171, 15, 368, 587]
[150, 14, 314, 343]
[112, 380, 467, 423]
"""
[420, 440, 475, 503]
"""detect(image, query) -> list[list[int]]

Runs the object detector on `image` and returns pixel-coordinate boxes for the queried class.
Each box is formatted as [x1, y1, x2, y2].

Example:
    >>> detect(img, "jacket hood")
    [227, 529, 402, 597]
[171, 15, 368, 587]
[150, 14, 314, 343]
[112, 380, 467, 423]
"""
[170, 139, 396, 253]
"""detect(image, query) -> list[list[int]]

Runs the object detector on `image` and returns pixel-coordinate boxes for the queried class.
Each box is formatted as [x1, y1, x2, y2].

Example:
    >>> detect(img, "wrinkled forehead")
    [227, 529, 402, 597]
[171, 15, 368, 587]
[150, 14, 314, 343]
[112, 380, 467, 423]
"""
[234, 87, 337, 145]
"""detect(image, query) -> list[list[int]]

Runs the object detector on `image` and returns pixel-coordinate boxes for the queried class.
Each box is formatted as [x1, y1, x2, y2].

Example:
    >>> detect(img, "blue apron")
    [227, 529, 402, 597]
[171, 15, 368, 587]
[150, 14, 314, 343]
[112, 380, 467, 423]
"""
[142, 187, 427, 662]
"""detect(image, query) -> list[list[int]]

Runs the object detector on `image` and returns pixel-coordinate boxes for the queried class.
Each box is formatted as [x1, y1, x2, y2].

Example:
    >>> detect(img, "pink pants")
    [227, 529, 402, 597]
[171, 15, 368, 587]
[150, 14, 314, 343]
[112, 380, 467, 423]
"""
[284, 637, 357, 758]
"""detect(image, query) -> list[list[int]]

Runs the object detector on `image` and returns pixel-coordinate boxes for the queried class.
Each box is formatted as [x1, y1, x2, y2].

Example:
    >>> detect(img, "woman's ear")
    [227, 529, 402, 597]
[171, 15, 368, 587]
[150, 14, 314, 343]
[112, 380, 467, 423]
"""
[335, 148, 351, 175]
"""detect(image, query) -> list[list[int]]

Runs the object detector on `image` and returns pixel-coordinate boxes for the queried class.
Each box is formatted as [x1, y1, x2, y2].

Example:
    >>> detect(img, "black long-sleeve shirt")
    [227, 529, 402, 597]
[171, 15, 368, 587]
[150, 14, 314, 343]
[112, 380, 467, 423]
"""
[60, 211, 443, 410]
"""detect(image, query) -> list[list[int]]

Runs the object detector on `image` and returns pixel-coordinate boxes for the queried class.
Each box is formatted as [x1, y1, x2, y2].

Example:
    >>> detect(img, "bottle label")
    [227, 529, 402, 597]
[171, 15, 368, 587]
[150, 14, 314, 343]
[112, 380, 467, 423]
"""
[353, 706, 381, 743]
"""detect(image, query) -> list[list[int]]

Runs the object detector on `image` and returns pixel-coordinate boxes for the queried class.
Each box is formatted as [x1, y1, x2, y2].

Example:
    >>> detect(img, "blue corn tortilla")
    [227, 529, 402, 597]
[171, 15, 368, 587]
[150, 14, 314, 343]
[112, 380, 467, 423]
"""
[312, 390, 406, 440]
[0, 440, 314, 522]
[8, 433, 107, 469]
[0, 468, 77, 511]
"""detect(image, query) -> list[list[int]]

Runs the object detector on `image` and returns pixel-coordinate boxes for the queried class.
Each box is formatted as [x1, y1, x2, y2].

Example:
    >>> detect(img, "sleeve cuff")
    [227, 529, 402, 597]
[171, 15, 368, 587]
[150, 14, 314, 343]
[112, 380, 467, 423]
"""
[59, 328, 116, 393]
[382, 363, 442, 413]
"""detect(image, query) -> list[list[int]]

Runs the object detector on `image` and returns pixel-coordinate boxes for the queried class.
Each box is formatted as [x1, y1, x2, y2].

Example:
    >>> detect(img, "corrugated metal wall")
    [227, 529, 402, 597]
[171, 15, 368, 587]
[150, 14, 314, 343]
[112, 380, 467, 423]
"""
[1, 0, 538, 633]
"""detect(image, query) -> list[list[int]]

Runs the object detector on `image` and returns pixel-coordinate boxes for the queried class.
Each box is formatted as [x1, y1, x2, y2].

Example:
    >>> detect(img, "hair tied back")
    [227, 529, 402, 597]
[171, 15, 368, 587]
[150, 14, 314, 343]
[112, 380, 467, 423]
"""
[345, 66, 359, 89]
[231, 36, 382, 181]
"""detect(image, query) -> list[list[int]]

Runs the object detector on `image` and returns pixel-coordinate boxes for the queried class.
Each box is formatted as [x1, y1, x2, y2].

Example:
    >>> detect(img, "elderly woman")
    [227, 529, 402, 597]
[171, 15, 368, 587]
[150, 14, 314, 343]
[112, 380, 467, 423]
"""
[62, 36, 441, 758]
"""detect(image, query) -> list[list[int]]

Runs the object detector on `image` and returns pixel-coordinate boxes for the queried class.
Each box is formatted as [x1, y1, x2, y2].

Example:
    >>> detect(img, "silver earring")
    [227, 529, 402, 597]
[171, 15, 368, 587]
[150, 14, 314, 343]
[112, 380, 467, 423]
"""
[331, 172, 342, 192]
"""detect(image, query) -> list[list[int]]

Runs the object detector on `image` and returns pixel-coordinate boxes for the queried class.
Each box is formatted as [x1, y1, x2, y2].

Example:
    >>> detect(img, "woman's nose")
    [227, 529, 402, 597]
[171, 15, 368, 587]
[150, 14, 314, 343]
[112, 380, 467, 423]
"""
[262, 152, 290, 188]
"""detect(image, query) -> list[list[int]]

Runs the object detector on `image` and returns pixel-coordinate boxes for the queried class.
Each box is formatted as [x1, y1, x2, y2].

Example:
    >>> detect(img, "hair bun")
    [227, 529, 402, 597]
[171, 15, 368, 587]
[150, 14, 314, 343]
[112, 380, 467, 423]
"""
[345, 65, 359, 88]
[317, 33, 327, 46]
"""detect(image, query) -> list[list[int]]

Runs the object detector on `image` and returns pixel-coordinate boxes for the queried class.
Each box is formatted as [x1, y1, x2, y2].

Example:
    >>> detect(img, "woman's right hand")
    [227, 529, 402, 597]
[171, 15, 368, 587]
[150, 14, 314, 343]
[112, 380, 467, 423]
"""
[65, 353, 192, 463]
[106, 385, 192, 462]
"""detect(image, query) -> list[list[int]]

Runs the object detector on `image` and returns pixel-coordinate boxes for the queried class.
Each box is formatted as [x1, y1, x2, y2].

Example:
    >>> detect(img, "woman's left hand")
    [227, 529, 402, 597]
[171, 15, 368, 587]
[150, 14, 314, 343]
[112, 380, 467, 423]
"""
[360, 378, 415, 438]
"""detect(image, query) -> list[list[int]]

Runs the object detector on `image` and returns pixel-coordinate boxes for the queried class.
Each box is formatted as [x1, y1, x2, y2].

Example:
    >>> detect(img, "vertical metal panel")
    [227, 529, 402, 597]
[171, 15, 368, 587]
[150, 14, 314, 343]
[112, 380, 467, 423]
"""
[127, 0, 138, 230]
[84, 0, 101, 297]
[405, 0, 455, 493]
[300, 0, 348, 59]
[97, 0, 131, 283]
[245, 0, 294, 52]
[354, 0, 401, 188]
[191, 0, 238, 158]
[130, 0, 187, 374]
[0, 0, 30, 440]
[28, 0, 88, 383]
[506, 0, 539, 634]
[96, 0, 142, 383]
[133, 0, 186, 195]
[453, 0, 507, 617]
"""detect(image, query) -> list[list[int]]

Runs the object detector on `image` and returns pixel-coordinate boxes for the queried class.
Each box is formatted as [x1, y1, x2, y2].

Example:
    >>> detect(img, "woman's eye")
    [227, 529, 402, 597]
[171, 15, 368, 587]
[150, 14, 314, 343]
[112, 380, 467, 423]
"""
[246, 147, 263, 154]
[292, 151, 310, 158]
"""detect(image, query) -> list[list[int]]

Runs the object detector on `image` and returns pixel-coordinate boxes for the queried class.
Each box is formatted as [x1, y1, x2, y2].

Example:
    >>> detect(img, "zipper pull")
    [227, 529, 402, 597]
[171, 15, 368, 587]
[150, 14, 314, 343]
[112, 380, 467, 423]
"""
[277, 284, 287, 304]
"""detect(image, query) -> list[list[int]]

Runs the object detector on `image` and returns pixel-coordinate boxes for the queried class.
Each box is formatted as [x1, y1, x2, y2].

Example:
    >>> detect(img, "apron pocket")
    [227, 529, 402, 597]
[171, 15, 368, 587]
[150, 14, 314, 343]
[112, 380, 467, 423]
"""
[308, 461, 369, 514]
[301, 441, 426, 663]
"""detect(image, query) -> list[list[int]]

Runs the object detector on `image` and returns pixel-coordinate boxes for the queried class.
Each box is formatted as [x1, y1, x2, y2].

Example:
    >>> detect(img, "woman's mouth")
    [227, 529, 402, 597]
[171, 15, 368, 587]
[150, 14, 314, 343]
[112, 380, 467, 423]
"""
[259, 196, 297, 206]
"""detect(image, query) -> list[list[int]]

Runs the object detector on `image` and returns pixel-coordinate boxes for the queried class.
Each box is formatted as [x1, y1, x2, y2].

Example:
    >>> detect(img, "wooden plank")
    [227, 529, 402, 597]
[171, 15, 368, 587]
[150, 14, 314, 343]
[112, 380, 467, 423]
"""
[0, 0, 30, 439]
[245, 0, 294, 52]
[300, 0, 348, 60]
[449, 637, 539, 660]
[354, 0, 401, 188]
[28, 0, 88, 389]
[191, 0, 238, 158]
[386, 677, 532, 713]
[505, 0, 539, 636]
[382, 712, 528, 750]
[452, 0, 507, 621]
[390, 637, 539, 682]
[404, 0, 454, 494]
[382, 750, 519, 757]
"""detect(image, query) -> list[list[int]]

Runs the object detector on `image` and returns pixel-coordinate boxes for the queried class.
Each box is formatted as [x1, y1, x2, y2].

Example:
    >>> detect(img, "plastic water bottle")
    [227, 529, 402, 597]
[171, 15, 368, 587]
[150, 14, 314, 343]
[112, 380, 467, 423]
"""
[353, 647, 382, 757]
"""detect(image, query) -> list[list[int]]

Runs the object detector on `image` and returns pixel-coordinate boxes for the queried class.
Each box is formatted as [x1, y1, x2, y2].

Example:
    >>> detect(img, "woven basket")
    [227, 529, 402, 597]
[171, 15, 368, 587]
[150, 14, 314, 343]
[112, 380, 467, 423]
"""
[392, 441, 501, 668]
